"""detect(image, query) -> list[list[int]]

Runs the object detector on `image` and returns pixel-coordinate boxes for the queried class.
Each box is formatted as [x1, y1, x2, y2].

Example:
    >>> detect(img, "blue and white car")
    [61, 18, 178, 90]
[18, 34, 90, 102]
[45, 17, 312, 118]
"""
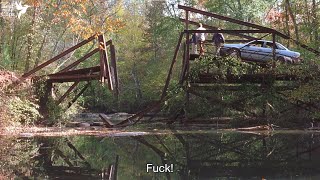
[220, 40, 301, 63]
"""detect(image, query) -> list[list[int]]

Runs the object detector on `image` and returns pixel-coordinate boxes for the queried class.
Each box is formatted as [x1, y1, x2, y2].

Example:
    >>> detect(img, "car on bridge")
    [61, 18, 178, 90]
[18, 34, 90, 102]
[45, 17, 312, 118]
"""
[220, 40, 301, 64]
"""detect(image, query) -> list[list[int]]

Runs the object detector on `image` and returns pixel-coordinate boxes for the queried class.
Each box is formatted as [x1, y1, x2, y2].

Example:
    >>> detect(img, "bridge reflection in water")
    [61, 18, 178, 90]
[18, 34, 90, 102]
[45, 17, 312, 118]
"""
[0, 130, 320, 179]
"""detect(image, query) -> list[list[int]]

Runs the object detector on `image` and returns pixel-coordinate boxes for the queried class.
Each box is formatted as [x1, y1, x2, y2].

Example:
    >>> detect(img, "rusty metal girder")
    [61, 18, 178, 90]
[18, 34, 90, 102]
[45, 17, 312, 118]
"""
[22, 34, 97, 78]
[56, 81, 80, 105]
[179, 18, 257, 40]
[161, 32, 184, 99]
[110, 44, 119, 96]
[48, 74, 100, 83]
[52, 66, 100, 77]
[98, 34, 113, 90]
[178, 5, 288, 39]
[196, 73, 298, 84]
[185, 29, 275, 34]
[59, 48, 100, 73]
[66, 82, 91, 109]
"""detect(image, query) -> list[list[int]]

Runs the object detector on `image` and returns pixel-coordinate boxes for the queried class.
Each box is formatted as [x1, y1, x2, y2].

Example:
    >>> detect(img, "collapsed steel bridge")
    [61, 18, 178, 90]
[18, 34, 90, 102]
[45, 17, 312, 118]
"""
[22, 5, 320, 127]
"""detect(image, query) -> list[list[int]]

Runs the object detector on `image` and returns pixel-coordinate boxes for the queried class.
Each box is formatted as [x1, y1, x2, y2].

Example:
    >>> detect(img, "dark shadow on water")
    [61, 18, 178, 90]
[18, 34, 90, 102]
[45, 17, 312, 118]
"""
[1, 130, 320, 179]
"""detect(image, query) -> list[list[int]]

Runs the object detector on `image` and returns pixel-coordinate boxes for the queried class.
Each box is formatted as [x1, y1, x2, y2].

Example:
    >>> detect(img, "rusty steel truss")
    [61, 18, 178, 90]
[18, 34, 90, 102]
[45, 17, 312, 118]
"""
[22, 33, 119, 118]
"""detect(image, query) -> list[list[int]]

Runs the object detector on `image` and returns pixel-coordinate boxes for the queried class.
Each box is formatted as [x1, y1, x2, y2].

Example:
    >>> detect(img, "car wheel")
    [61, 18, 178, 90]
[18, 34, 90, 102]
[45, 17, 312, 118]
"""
[227, 48, 241, 60]
[277, 56, 292, 64]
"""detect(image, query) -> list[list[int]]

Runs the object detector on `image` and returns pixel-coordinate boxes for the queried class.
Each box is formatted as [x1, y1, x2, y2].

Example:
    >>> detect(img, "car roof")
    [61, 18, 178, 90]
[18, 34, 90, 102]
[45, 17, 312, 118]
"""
[250, 40, 280, 44]
[250, 40, 269, 43]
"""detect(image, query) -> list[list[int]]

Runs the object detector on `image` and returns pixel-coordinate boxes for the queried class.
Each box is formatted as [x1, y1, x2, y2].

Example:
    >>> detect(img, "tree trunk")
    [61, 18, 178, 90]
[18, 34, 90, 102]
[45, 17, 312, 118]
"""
[284, 1, 291, 47]
[50, 29, 67, 58]
[236, 0, 243, 21]
[312, 0, 318, 44]
[10, 20, 18, 70]
[0, 0, 3, 65]
[304, 0, 312, 42]
[285, 0, 299, 42]
[25, 6, 37, 72]
[131, 62, 143, 100]
[284, 2, 291, 47]
[0, 0, 4, 56]
[34, 33, 47, 67]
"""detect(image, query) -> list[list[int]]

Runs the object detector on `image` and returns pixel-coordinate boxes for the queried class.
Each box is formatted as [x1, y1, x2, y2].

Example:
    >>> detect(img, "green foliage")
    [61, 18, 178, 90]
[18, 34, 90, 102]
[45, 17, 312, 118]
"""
[189, 55, 262, 81]
[0, 137, 41, 178]
[46, 97, 63, 124]
[7, 97, 42, 126]
[162, 85, 185, 115]
[1, 0, 320, 125]
[33, 78, 47, 98]
[83, 82, 118, 112]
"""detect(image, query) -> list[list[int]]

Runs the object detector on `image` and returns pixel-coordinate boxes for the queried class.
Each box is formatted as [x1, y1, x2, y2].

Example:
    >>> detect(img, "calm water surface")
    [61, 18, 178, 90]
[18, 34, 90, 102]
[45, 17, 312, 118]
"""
[0, 130, 320, 179]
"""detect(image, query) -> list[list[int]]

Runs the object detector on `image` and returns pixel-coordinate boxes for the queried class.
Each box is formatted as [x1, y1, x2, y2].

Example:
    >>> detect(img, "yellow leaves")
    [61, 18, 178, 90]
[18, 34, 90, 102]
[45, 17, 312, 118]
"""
[79, 4, 87, 14]
[25, 0, 42, 7]
[60, 10, 71, 18]
[94, 32, 101, 39]
[198, 0, 208, 6]
[103, 18, 125, 33]
[51, 17, 60, 24]
[47, 1, 125, 38]
[68, 19, 94, 39]
[73, 0, 89, 3]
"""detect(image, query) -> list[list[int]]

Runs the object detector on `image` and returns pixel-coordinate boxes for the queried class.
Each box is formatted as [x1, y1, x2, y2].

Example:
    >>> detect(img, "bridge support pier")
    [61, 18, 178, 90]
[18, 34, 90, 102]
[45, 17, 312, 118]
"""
[39, 81, 53, 118]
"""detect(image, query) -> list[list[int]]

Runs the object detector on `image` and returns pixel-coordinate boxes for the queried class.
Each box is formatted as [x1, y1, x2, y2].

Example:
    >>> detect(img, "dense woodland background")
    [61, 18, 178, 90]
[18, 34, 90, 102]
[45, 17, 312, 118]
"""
[1, 0, 320, 125]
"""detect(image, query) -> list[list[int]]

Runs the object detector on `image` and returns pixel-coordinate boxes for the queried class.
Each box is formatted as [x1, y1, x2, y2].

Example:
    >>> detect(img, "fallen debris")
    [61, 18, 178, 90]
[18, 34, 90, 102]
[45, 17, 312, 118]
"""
[236, 125, 272, 131]
[99, 113, 115, 128]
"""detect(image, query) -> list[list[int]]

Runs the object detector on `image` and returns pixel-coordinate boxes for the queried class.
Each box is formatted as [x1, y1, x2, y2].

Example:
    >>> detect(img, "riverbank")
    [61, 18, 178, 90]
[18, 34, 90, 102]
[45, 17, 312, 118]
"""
[1, 111, 319, 137]
[0, 126, 123, 137]
[0, 70, 36, 126]
[1, 122, 319, 137]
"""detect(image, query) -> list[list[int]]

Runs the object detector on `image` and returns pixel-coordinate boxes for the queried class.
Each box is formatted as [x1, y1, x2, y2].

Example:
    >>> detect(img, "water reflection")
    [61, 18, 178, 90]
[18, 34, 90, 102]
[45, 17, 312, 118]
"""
[1, 130, 320, 179]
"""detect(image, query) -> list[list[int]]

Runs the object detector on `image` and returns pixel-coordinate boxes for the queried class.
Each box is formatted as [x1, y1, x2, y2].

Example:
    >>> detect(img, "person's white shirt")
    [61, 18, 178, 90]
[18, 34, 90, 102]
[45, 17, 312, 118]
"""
[196, 26, 206, 42]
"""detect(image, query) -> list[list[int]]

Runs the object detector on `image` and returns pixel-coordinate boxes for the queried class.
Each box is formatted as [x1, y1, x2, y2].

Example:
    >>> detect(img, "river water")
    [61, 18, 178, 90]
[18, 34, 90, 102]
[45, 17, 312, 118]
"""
[0, 130, 320, 179]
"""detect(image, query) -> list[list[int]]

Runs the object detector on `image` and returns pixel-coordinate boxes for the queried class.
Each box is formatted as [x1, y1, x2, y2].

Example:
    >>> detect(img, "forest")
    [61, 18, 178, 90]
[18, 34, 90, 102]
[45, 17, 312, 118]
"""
[0, 0, 320, 128]
[2, 0, 320, 179]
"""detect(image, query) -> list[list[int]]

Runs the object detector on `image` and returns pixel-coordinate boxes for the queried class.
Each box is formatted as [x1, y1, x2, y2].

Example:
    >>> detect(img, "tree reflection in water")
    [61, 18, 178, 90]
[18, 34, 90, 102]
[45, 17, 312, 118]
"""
[0, 131, 320, 179]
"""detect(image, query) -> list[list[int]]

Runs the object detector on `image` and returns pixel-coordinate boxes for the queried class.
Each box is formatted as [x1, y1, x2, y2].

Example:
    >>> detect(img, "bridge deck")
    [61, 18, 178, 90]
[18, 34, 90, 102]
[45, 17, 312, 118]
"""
[194, 73, 298, 84]
[48, 74, 100, 83]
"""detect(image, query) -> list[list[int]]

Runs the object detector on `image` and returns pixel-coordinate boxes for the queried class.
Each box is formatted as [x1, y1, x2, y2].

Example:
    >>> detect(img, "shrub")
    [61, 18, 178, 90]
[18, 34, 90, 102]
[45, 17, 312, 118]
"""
[7, 97, 42, 126]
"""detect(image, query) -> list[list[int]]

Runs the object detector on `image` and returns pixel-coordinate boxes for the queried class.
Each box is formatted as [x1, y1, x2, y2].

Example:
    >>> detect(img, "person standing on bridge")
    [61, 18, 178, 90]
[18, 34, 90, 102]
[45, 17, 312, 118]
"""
[196, 23, 206, 55]
[191, 33, 198, 54]
[212, 28, 225, 56]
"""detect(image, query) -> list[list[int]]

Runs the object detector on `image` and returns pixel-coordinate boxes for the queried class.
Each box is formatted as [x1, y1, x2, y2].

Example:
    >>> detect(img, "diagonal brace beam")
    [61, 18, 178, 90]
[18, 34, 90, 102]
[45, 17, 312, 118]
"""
[59, 48, 99, 73]
[22, 34, 96, 78]
[67, 82, 91, 109]
[56, 81, 80, 105]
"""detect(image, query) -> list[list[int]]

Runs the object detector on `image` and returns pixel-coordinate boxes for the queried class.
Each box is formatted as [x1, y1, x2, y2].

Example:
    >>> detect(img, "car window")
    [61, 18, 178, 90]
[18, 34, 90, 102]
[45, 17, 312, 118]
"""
[248, 41, 263, 47]
[276, 43, 287, 50]
[265, 42, 278, 49]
